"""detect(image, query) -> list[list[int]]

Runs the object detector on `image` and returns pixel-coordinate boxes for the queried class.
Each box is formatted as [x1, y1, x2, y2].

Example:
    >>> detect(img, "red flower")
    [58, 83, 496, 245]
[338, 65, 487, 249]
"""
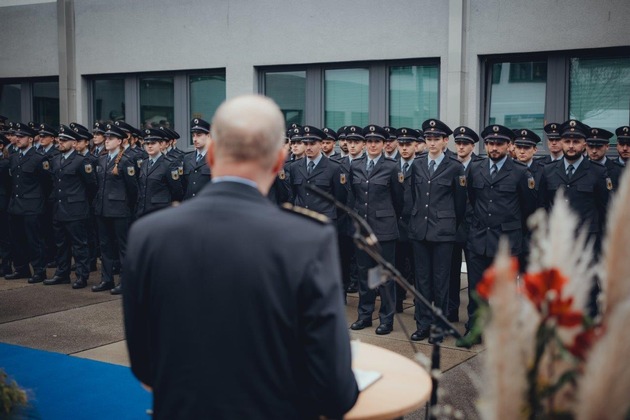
[548, 297, 583, 327]
[523, 268, 568, 308]
[568, 326, 603, 360]
[476, 257, 519, 300]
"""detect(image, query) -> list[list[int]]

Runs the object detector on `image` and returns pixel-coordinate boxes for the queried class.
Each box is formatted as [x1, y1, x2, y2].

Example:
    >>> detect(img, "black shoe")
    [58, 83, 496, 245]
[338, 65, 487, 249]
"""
[456, 330, 482, 348]
[110, 284, 123, 295]
[43, 276, 70, 286]
[375, 323, 393, 335]
[72, 279, 87, 289]
[27, 273, 46, 284]
[46, 261, 57, 269]
[91, 281, 115, 292]
[350, 319, 373, 330]
[346, 282, 358, 293]
[396, 301, 404, 313]
[411, 327, 430, 341]
[4, 272, 31, 280]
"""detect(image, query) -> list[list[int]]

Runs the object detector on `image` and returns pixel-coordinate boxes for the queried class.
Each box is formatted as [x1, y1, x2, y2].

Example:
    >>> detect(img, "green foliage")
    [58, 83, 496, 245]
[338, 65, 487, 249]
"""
[0, 369, 27, 416]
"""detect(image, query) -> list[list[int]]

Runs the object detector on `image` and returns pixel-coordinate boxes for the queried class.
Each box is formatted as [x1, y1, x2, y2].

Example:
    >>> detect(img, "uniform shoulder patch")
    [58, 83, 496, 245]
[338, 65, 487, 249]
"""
[281, 203, 329, 224]
[459, 175, 467, 187]
[84, 164, 93, 174]
[606, 177, 613, 191]
[42, 161, 50, 170]
[528, 176, 535, 190]
[340, 173, 346, 185]
[398, 171, 404, 183]
[178, 166, 183, 175]
[171, 169, 180, 180]
[127, 166, 135, 176]
[278, 169, 286, 180]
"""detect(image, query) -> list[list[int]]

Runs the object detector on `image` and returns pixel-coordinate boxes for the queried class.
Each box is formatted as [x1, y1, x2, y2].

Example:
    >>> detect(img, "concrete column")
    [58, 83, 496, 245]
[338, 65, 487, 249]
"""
[57, 0, 76, 123]
[445, 0, 467, 128]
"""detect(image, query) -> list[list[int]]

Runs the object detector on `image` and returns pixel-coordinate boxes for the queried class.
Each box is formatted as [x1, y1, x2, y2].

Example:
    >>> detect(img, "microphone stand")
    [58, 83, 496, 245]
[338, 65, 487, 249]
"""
[305, 184, 461, 420]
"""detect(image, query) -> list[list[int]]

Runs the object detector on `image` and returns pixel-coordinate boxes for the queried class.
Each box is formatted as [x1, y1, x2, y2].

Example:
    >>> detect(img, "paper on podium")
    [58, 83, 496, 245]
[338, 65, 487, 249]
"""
[352, 368, 382, 391]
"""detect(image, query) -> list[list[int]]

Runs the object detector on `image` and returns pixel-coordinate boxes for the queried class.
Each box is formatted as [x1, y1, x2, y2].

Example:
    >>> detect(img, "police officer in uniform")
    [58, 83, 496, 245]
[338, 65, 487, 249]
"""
[614, 126, 630, 168]
[5, 123, 52, 283]
[0, 132, 12, 275]
[541, 123, 563, 163]
[39, 123, 60, 267]
[393, 127, 419, 313]
[321, 127, 338, 159]
[136, 128, 183, 218]
[42, 126, 96, 288]
[348, 125, 404, 335]
[183, 118, 212, 200]
[408, 119, 467, 342]
[586, 127, 623, 191]
[383, 126, 399, 160]
[92, 123, 138, 294]
[91, 122, 107, 156]
[448, 126, 481, 322]
[462, 124, 537, 344]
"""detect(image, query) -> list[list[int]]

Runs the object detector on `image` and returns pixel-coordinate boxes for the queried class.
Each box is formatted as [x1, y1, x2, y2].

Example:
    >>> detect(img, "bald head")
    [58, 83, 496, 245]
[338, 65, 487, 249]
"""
[211, 95, 285, 169]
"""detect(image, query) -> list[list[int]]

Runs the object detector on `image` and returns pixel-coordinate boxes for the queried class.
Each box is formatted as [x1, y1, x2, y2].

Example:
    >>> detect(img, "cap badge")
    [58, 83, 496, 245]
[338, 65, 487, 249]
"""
[60, 127, 65, 133]
[40, 124, 44, 129]
[402, 129, 407, 134]
[294, 128, 299, 134]
[593, 129, 598, 135]
[115, 121, 120, 126]
[350, 127, 356, 132]
[551, 124, 557, 129]
[493, 126, 499, 132]
[304, 127, 310, 133]
[521, 130, 527, 136]
[570, 120, 576, 127]
[145, 129, 150, 135]
[430, 120, 436, 127]
[74, 128, 79, 132]
[460, 127, 465, 133]
[107, 124, 112, 129]
[323, 128, 329, 133]
[370, 126, 375, 132]
[194, 119, 199, 124]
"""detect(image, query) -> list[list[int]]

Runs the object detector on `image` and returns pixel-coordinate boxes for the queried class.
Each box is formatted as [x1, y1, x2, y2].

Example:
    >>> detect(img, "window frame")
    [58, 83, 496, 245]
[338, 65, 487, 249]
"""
[0, 76, 60, 125]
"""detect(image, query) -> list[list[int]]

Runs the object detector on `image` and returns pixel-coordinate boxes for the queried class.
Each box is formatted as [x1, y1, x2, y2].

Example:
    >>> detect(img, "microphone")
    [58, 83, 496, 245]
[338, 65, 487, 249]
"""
[304, 184, 379, 248]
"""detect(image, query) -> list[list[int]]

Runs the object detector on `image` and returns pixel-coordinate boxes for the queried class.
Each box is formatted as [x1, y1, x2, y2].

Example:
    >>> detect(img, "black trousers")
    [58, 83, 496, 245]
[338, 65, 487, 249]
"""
[465, 249, 495, 330]
[394, 239, 414, 303]
[356, 240, 396, 325]
[42, 202, 56, 263]
[412, 240, 453, 329]
[53, 219, 90, 280]
[96, 216, 129, 284]
[9, 214, 46, 275]
[0, 209, 11, 268]
[87, 213, 99, 265]
[338, 233, 355, 291]
[448, 242, 469, 319]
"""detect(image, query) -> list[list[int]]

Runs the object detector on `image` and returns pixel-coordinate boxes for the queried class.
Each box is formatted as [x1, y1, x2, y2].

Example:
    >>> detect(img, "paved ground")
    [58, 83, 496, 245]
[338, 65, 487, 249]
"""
[0, 266, 482, 419]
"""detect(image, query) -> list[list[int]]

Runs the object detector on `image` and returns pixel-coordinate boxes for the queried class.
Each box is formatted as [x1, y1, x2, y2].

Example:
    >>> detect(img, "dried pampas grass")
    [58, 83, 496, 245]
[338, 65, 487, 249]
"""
[575, 300, 630, 420]
[478, 239, 530, 420]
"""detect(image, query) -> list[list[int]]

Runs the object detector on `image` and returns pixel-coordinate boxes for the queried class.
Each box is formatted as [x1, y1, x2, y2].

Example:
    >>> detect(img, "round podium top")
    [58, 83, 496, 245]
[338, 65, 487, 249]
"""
[345, 342, 432, 420]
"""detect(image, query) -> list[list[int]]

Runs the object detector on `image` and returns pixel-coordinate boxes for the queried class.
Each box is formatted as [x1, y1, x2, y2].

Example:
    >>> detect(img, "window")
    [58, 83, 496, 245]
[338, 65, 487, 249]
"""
[0, 83, 22, 122]
[32, 81, 60, 126]
[89, 69, 225, 149]
[93, 78, 125, 123]
[325, 68, 369, 128]
[264, 71, 305, 126]
[390, 65, 439, 128]
[487, 61, 547, 138]
[569, 57, 630, 142]
[189, 73, 226, 125]
[259, 60, 440, 130]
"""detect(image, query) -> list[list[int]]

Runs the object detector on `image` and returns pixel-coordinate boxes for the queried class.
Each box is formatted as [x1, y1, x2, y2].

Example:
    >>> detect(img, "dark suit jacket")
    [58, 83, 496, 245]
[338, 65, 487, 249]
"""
[602, 157, 624, 192]
[0, 157, 11, 211]
[8, 147, 51, 216]
[349, 155, 404, 242]
[455, 154, 484, 243]
[123, 181, 358, 419]
[539, 159, 609, 238]
[288, 155, 347, 220]
[467, 157, 537, 256]
[50, 151, 97, 221]
[93, 153, 138, 218]
[396, 158, 414, 242]
[136, 155, 183, 217]
[408, 155, 467, 242]
[182, 151, 211, 200]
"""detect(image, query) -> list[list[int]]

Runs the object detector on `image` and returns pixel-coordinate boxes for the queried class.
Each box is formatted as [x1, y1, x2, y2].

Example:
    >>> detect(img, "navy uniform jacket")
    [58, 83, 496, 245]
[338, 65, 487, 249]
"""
[182, 151, 211, 200]
[466, 158, 537, 256]
[123, 181, 359, 419]
[93, 154, 138, 218]
[51, 151, 97, 221]
[8, 147, 51, 216]
[288, 156, 347, 220]
[396, 158, 414, 242]
[539, 159, 610, 237]
[124, 146, 145, 171]
[408, 155, 467, 242]
[455, 155, 484, 243]
[349, 155, 404, 242]
[267, 164, 291, 205]
[602, 158, 624, 192]
[136, 155, 183, 217]
[0, 157, 11, 211]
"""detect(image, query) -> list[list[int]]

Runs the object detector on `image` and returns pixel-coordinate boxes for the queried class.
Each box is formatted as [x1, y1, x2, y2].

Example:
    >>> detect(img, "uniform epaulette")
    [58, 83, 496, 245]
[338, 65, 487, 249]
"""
[281, 203, 330, 224]
[384, 156, 397, 162]
[327, 157, 341, 165]
[447, 155, 460, 163]
[590, 160, 605, 167]
[513, 160, 527, 167]
[163, 154, 175, 162]
[611, 159, 625, 168]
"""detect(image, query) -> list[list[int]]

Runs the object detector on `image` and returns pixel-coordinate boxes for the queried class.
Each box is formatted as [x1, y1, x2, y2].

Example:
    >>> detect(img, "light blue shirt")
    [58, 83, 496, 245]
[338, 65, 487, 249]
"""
[489, 155, 508, 172]
[563, 155, 584, 172]
[400, 158, 413, 171]
[212, 176, 258, 190]
[428, 152, 445, 170]
[20, 145, 32, 157]
[366, 154, 382, 170]
[306, 153, 323, 170]
[62, 150, 74, 160]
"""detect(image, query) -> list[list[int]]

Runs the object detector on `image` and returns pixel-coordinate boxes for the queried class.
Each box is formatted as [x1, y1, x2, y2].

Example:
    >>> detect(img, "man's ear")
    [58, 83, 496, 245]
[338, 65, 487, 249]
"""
[207, 140, 215, 167]
[272, 148, 287, 175]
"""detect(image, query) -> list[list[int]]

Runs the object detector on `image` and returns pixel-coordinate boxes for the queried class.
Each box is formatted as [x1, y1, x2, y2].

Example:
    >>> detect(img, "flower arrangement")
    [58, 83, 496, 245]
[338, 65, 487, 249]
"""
[473, 169, 630, 420]
[0, 369, 27, 417]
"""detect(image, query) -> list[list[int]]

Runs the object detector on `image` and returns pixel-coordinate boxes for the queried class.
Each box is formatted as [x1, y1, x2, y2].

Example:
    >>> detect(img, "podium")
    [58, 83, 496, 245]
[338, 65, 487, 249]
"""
[345, 342, 432, 420]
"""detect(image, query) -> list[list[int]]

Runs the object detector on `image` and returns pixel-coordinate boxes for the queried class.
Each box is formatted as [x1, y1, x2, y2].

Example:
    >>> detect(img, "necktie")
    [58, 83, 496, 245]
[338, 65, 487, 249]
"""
[107, 155, 112, 165]
[491, 164, 498, 180]
[196, 153, 203, 163]
[403, 162, 410, 174]
[307, 160, 315, 176]
[61, 156, 66, 164]
[428, 160, 435, 176]
[567, 164, 574, 178]
[367, 160, 374, 175]
[149, 159, 155, 168]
